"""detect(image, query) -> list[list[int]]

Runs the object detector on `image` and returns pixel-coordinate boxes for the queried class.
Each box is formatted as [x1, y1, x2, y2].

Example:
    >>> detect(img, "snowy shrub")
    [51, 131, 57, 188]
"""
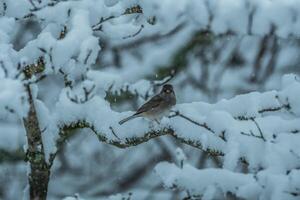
[0, 0, 300, 199]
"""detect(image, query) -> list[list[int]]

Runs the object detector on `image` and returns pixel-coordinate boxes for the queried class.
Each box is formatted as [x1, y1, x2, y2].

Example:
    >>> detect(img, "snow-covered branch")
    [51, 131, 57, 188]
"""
[44, 74, 300, 175]
[155, 161, 300, 200]
[7, 0, 300, 38]
[1, 0, 300, 199]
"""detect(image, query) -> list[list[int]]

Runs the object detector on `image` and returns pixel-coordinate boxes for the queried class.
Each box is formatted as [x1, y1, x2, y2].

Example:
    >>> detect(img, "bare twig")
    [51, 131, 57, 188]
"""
[153, 69, 176, 87]
[169, 111, 217, 136]
[251, 118, 266, 142]
[240, 130, 265, 140]
[114, 23, 186, 51]
[122, 25, 144, 39]
[28, 0, 38, 10]
[92, 5, 143, 31]
[109, 126, 121, 140]
[290, 150, 300, 160]
[83, 49, 92, 65]
[92, 16, 115, 31]
[66, 91, 79, 103]
[0, 61, 8, 77]
[81, 85, 96, 103]
[67, 85, 96, 104]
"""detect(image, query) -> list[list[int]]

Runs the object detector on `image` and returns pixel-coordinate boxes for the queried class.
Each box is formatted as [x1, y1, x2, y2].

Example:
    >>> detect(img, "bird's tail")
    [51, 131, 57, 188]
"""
[119, 114, 138, 125]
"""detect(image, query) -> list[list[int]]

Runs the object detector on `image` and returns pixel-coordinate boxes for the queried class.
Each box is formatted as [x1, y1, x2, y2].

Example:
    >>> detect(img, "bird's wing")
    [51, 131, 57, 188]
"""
[135, 95, 162, 115]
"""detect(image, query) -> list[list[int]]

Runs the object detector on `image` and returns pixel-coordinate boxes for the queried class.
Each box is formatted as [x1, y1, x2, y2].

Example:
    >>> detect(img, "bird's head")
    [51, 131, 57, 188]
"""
[162, 84, 174, 94]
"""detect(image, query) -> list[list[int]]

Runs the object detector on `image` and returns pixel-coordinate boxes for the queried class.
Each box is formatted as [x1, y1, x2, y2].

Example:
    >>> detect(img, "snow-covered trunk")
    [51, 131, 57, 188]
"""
[23, 84, 49, 200]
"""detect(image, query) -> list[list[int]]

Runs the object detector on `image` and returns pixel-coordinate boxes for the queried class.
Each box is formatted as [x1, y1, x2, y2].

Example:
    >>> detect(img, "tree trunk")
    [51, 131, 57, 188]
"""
[23, 84, 50, 200]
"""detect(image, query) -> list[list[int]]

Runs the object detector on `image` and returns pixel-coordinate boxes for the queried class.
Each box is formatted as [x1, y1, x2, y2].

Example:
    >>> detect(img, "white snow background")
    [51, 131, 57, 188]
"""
[0, 0, 300, 199]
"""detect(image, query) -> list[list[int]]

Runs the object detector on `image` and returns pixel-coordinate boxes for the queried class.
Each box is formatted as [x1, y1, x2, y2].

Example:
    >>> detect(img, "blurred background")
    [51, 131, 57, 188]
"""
[1, 1, 300, 199]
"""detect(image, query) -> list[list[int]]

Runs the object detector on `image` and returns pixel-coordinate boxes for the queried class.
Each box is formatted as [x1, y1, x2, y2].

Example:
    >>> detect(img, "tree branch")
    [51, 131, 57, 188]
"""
[50, 120, 223, 167]
[0, 149, 25, 163]
[92, 5, 143, 32]
[23, 84, 50, 199]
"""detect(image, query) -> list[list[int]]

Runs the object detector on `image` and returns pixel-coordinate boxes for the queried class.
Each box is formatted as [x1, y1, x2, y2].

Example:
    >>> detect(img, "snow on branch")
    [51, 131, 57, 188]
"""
[0, 79, 29, 118]
[155, 162, 259, 199]
[1, 1, 300, 198]
[44, 74, 300, 175]
[151, 75, 300, 199]
[155, 161, 300, 200]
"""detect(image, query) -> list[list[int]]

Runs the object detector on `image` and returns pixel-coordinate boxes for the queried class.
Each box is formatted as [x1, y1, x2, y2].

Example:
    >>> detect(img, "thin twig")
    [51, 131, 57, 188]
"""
[153, 69, 176, 87]
[92, 5, 143, 31]
[109, 126, 121, 140]
[83, 50, 92, 65]
[251, 118, 266, 142]
[0, 61, 8, 77]
[114, 23, 186, 50]
[122, 25, 144, 39]
[240, 131, 264, 140]
[169, 111, 216, 135]
[92, 16, 115, 31]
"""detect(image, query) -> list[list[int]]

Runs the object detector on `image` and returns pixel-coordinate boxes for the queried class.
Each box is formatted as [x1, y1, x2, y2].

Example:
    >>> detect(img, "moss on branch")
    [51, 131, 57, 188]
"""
[51, 120, 224, 166]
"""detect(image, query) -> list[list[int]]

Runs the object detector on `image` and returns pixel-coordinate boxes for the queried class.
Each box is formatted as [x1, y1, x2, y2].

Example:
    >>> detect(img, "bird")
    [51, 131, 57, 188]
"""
[119, 84, 176, 125]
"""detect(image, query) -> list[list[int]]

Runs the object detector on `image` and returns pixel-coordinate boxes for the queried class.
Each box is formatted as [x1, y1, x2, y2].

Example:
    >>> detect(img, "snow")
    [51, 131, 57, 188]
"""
[0, 79, 29, 119]
[1, 0, 300, 199]
[0, 122, 25, 151]
[154, 76, 300, 198]
[62, 194, 83, 200]
[155, 162, 260, 199]
[175, 147, 187, 168]
[37, 74, 299, 178]
[155, 160, 300, 200]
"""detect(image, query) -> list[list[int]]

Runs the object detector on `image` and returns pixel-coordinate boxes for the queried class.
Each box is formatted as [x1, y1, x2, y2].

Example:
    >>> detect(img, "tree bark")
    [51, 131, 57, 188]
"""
[23, 84, 50, 200]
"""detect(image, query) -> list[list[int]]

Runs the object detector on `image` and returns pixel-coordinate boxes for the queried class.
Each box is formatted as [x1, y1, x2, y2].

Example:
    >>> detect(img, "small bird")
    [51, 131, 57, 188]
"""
[119, 84, 176, 125]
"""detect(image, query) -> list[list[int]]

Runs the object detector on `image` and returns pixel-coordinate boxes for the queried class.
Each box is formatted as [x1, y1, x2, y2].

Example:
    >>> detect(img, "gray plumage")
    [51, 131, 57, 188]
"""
[119, 84, 176, 125]
[118, 114, 139, 125]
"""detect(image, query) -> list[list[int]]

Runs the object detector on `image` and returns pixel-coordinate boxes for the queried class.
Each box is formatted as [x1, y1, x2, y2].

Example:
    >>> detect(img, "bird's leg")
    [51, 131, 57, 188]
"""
[155, 119, 160, 124]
